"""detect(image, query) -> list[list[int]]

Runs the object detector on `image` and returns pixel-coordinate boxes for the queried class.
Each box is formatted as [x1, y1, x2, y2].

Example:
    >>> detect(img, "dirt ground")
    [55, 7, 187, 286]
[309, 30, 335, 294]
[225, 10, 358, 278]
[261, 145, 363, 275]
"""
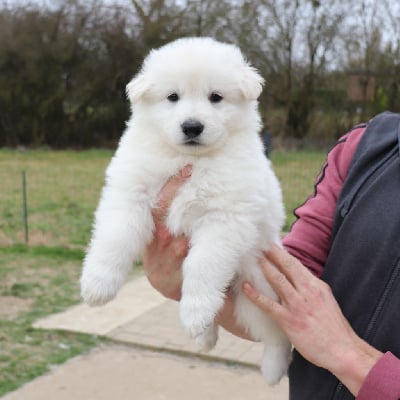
[0, 296, 33, 318]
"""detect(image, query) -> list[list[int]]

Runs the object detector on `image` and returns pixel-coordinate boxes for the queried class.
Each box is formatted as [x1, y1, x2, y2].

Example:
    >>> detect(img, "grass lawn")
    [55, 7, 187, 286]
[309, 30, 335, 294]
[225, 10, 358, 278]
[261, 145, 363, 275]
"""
[0, 148, 327, 246]
[0, 245, 102, 396]
[0, 148, 327, 396]
[271, 150, 327, 231]
[0, 149, 111, 247]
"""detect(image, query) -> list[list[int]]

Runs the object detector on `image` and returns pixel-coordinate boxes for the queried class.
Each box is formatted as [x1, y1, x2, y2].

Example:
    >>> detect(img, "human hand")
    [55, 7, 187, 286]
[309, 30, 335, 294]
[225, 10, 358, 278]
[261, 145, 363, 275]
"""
[243, 245, 382, 396]
[142, 166, 192, 301]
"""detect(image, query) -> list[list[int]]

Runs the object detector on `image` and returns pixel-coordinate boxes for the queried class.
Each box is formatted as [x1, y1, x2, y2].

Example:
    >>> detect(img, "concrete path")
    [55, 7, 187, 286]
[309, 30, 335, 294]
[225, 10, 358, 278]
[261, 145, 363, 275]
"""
[2, 276, 289, 399]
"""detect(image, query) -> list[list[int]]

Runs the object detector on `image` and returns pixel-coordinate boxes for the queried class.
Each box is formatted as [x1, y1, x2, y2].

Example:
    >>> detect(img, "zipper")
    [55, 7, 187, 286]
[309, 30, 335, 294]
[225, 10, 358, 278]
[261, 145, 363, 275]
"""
[329, 116, 400, 399]
[332, 382, 344, 399]
[340, 115, 400, 220]
[331, 258, 400, 399]
[364, 258, 400, 342]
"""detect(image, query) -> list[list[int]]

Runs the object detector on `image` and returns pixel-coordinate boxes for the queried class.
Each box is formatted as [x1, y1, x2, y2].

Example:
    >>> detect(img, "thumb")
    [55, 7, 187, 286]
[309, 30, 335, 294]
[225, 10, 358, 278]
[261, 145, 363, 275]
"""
[152, 165, 192, 221]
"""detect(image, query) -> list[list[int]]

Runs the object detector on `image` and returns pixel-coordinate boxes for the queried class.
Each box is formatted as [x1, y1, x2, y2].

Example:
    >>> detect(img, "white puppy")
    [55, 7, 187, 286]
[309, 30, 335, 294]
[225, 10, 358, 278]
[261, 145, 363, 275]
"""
[80, 37, 291, 384]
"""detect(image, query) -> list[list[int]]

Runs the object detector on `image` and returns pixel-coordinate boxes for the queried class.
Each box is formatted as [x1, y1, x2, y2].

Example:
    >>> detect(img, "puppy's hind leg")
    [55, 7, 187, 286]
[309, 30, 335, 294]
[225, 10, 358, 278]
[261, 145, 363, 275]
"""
[260, 336, 292, 385]
[235, 287, 291, 385]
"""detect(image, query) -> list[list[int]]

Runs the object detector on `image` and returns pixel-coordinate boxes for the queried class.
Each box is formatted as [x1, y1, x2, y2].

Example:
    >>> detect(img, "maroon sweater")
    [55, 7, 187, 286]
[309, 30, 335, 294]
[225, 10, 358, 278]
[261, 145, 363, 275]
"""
[282, 126, 400, 399]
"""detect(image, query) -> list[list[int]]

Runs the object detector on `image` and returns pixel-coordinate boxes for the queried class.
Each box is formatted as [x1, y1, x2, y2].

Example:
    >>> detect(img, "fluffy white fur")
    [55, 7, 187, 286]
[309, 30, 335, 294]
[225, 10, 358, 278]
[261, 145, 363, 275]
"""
[80, 37, 291, 384]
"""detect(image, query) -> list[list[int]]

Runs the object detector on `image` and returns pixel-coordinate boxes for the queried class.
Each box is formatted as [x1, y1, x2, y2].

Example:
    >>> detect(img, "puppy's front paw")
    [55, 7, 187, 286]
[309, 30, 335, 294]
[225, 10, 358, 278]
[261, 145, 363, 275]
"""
[179, 294, 223, 339]
[195, 325, 218, 352]
[80, 268, 123, 306]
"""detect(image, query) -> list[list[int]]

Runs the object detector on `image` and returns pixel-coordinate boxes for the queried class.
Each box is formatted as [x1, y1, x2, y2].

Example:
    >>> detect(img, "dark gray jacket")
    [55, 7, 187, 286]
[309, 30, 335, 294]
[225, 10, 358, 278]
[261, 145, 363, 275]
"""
[289, 112, 400, 399]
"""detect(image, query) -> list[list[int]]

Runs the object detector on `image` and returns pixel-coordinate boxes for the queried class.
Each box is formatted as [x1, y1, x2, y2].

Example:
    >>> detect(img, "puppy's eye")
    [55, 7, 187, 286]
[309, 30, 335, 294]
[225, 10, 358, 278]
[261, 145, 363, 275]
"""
[167, 93, 179, 102]
[209, 92, 223, 103]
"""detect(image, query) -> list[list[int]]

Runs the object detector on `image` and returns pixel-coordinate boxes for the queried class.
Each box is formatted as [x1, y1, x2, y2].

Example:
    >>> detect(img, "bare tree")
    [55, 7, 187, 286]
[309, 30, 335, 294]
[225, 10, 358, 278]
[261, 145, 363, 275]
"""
[129, 0, 186, 49]
[286, 0, 345, 138]
[232, 0, 346, 138]
[0, 0, 397, 148]
[381, 0, 400, 110]
[339, 0, 399, 117]
[182, 0, 233, 39]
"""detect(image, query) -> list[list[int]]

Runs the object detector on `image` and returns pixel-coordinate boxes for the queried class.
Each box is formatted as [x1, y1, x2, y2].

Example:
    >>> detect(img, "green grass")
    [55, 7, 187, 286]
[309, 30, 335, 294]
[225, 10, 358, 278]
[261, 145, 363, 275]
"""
[0, 245, 102, 396]
[271, 150, 327, 230]
[0, 148, 327, 396]
[0, 148, 327, 246]
[0, 149, 112, 247]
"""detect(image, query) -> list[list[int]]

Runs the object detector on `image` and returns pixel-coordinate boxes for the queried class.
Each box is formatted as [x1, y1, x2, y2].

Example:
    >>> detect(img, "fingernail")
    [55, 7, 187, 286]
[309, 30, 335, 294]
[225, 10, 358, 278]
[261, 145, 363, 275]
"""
[181, 165, 192, 178]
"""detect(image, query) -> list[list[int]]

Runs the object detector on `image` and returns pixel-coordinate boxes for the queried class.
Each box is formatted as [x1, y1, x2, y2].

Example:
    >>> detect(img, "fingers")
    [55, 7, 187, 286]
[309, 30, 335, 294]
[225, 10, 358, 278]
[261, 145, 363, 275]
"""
[149, 165, 192, 249]
[265, 244, 314, 289]
[152, 165, 192, 221]
[243, 281, 288, 320]
[151, 165, 192, 247]
[153, 222, 173, 246]
[243, 246, 306, 318]
[242, 252, 299, 322]
[258, 256, 299, 305]
[246, 246, 329, 314]
[171, 235, 190, 258]
[143, 167, 191, 302]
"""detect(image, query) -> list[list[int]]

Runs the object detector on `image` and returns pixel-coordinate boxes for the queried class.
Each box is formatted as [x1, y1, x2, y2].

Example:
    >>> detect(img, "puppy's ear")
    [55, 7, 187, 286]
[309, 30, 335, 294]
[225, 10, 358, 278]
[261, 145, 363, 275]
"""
[239, 65, 264, 101]
[126, 72, 151, 104]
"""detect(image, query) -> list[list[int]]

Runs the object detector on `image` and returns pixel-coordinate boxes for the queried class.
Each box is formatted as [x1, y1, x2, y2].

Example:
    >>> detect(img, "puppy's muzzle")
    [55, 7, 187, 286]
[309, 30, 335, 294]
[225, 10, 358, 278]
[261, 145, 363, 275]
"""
[181, 119, 204, 139]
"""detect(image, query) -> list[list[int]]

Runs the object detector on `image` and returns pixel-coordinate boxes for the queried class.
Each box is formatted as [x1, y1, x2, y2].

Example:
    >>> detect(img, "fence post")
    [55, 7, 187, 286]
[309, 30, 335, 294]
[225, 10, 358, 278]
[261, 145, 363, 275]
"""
[22, 170, 29, 245]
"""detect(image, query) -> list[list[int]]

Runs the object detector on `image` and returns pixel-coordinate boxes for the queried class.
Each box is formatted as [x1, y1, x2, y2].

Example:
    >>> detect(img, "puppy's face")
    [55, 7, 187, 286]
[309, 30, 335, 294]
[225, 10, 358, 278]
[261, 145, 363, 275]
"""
[126, 38, 264, 155]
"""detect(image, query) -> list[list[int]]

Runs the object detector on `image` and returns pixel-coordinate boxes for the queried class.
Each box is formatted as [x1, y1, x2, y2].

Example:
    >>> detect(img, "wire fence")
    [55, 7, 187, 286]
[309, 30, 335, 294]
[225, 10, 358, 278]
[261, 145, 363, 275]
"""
[0, 150, 110, 248]
[0, 148, 328, 248]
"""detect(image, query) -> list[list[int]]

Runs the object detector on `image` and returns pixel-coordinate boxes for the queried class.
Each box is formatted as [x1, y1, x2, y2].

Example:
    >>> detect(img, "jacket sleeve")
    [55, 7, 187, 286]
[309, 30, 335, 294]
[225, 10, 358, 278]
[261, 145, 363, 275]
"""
[356, 352, 400, 400]
[282, 126, 365, 277]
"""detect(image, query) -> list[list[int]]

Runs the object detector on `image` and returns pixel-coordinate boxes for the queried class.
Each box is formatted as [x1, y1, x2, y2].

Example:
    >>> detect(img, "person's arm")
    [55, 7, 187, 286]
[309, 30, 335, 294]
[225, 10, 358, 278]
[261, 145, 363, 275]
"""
[143, 165, 192, 301]
[247, 128, 400, 400]
[143, 132, 400, 398]
[143, 127, 366, 340]
[283, 126, 365, 276]
[143, 130, 363, 319]
[243, 246, 383, 397]
[357, 352, 400, 400]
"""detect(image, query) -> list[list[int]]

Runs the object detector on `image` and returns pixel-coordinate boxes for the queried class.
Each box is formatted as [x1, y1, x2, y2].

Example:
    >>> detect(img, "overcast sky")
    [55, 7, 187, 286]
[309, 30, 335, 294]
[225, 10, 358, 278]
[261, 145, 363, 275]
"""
[3, 0, 132, 8]
[4, 0, 399, 50]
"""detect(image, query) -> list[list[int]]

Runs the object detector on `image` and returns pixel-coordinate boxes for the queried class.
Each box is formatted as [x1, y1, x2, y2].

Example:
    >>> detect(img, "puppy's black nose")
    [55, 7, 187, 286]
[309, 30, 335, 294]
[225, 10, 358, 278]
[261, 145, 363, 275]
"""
[181, 119, 204, 138]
